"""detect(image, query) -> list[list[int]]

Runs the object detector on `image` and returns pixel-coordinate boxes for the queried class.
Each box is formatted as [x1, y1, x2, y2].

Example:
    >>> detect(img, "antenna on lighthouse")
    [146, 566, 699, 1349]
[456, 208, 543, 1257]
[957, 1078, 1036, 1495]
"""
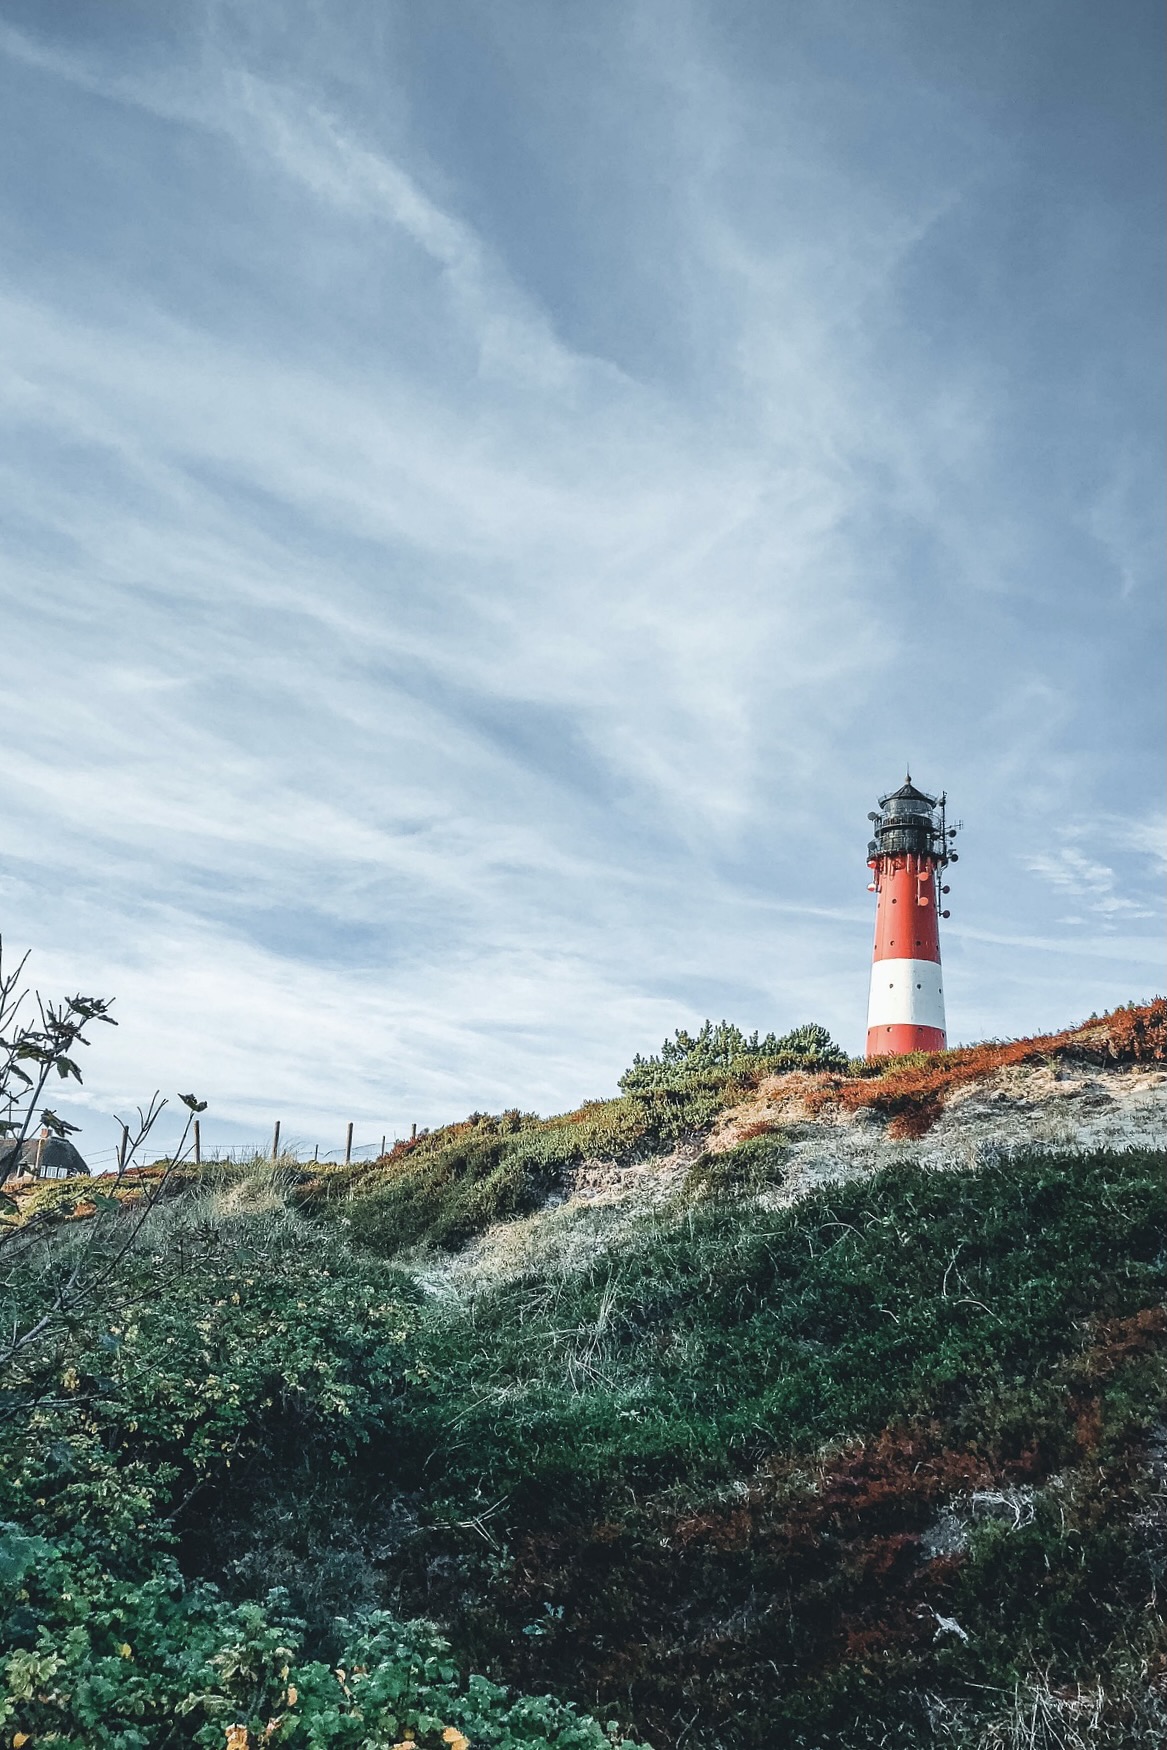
[864, 777, 958, 1058]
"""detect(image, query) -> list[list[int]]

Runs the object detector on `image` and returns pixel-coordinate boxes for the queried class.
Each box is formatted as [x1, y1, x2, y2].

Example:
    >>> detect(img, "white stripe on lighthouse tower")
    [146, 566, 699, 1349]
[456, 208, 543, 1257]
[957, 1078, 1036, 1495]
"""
[866, 959, 945, 1032]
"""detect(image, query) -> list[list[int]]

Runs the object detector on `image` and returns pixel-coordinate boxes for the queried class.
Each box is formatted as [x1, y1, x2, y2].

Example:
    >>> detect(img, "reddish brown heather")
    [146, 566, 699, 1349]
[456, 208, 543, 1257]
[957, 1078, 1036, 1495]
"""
[1077, 1304, 1167, 1382]
[493, 1303, 1167, 1743]
[800, 998, 1167, 1138]
[498, 1425, 1046, 1732]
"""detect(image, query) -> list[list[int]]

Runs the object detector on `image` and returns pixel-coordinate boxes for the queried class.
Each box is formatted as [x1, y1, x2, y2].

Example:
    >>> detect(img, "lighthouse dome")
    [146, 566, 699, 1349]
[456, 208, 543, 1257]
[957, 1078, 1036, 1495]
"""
[871, 777, 942, 858]
[878, 777, 937, 813]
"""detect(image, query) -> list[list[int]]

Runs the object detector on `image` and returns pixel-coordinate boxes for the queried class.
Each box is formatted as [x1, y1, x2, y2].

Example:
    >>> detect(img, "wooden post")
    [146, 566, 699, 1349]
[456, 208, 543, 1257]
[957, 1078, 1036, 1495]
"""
[411, 1122, 417, 1141]
[313, 1143, 319, 1163]
[117, 1123, 129, 1173]
[194, 1119, 201, 1165]
[380, 1133, 386, 1158]
[271, 1120, 281, 1163]
[344, 1122, 353, 1165]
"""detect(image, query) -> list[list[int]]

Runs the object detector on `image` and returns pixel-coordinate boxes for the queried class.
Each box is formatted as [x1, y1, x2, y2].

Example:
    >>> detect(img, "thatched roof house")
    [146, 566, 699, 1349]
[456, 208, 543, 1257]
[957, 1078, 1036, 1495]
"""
[0, 1132, 91, 1183]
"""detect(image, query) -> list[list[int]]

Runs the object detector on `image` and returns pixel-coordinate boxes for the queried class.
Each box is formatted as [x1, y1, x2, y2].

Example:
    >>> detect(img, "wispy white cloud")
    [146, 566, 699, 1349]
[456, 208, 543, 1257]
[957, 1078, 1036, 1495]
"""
[1115, 813, 1167, 873]
[1025, 815, 1165, 926]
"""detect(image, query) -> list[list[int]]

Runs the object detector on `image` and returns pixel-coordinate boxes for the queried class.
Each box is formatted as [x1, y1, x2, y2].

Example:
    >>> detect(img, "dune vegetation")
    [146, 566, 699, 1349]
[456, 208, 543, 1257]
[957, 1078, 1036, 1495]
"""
[1, 998, 1164, 1746]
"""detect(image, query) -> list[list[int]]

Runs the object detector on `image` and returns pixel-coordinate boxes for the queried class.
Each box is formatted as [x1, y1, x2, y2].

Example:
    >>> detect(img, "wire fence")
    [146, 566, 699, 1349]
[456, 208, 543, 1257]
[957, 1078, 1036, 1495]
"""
[84, 1128, 405, 1174]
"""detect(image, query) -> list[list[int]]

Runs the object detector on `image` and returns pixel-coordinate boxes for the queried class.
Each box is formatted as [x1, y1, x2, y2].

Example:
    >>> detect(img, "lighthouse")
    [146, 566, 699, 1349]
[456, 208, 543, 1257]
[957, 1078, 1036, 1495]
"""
[865, 776, 958, 1057]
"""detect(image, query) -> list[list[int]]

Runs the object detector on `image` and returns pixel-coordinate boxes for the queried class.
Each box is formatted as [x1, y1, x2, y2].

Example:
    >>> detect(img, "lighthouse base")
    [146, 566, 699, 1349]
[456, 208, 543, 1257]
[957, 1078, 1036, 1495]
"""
[866, 1023, 946, 1058]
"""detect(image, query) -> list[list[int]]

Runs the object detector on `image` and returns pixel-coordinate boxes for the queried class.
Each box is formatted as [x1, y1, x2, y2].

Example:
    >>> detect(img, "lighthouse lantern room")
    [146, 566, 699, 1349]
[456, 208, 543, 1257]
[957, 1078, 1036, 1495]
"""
[865, 776, 958, 1058]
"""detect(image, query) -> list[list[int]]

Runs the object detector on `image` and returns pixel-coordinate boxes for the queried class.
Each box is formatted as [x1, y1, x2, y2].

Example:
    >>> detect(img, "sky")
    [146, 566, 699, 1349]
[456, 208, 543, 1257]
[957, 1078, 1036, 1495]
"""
[0, 0, 1163, 1165]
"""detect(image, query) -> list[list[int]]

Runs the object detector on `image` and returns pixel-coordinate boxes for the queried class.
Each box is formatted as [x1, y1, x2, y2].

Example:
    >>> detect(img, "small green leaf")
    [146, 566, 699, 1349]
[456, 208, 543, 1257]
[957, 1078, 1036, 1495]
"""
[40, 1108, 81, 1136]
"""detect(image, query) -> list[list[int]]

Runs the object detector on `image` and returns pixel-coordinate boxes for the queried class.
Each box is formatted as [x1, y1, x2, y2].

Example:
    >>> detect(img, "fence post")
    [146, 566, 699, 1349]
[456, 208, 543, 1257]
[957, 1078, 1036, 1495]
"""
[117, 1123, 129, 1173]
[411, 1122, 417, 1141]
[271, 1120, 281, 1163]
[313, 1143, 318, 1163]
[380, 1133, 386, 1158]
[194, 1119, 201, 1165]
[344, 1122, 353, 1165]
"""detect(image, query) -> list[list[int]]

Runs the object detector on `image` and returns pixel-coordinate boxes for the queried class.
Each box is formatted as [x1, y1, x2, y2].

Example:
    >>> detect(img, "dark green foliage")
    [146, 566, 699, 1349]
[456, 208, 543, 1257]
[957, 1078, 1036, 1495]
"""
[1, 1192, 420, 1542]
[619, 1019, 848, 1091]
[412, 1147, 1164, 1509]
[394, 1146, 1166, 1743]
[0, 1535, 630, 1747]
[0, 1180, 635, 1747]
[343, 1131, 548, 1256]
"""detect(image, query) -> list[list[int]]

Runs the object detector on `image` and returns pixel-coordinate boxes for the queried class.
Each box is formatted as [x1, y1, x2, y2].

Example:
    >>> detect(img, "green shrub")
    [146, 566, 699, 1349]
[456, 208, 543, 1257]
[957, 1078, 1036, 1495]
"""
[0, 1182, 638, 1747]
[0, 1188, 424, 1641]
[0, 1532, 636, 1747]
[683, 1129, 793, 1198]
[618, 1019, 848, 1091]
[344, 1132, 529, 1255]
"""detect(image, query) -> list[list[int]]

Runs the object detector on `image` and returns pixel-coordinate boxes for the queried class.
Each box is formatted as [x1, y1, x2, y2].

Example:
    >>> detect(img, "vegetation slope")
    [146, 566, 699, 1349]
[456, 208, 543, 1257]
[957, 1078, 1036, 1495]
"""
[1, 1004, 1164, 1748]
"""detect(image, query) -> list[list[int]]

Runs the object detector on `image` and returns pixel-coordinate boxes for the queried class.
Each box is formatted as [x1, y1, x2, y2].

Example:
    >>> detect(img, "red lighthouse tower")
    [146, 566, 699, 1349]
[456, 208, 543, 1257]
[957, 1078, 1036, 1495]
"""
[865, 776, 958, 1057]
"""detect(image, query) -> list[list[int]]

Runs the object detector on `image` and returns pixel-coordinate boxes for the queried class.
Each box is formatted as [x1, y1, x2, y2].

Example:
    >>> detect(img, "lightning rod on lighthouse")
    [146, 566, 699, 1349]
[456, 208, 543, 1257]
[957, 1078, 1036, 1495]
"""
[865, 776, 959, 1057]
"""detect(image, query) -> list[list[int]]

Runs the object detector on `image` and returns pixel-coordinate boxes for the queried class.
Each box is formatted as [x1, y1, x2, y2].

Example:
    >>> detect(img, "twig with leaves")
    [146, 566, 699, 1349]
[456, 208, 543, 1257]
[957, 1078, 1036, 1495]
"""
[0, 937, 116, 1173]
[0, 936, 207, 1382]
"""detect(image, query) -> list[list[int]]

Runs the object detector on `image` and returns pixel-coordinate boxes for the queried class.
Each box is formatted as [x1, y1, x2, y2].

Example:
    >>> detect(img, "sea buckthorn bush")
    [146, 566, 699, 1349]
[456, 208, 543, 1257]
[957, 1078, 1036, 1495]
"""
[0, 1174, 638, 1748]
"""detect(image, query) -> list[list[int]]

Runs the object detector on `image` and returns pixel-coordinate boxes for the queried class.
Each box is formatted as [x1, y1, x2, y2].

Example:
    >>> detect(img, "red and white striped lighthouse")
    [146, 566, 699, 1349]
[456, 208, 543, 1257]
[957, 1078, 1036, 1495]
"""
[865, 776, 958, 1057]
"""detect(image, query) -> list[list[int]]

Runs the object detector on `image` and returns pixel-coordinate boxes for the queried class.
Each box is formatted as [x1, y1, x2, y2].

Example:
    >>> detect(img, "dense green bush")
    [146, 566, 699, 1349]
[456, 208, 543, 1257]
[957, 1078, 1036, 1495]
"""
[0, 1172, 638, 1747]
[0, 1531, 633, 1747]
[1, 1181, 420, 1531]
[340, 1130, 552, 1256]
[618, 1019, 848, 1091]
